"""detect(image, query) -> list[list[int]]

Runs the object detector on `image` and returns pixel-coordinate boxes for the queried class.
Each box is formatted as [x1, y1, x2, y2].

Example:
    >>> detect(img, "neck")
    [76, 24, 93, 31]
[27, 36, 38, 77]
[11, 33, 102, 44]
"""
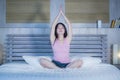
[58, 35, 64, 41]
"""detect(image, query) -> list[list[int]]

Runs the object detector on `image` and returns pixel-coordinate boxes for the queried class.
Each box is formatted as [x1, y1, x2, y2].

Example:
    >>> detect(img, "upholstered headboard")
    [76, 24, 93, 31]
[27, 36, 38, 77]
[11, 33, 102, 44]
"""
[4, 34, 108, 63]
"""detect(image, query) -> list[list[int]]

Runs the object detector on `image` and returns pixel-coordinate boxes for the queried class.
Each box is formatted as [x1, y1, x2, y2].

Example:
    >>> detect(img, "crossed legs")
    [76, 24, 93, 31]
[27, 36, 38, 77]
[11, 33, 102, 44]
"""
[39, 58, 60, 69]
[40, 58, 83, 69]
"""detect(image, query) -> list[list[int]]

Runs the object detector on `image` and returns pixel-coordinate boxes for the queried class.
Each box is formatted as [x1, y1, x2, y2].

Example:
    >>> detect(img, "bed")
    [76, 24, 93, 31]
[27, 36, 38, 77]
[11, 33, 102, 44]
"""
[0, 34, 120, 80]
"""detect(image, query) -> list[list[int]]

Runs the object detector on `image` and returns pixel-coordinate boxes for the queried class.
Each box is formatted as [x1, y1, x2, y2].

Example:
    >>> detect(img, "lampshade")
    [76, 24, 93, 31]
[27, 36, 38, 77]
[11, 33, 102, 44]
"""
[113, 44, 120, 64]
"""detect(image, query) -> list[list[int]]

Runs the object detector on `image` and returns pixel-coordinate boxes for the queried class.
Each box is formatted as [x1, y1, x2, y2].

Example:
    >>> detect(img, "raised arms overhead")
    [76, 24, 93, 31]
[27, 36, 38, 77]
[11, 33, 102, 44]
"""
[50, 8, 72, 45]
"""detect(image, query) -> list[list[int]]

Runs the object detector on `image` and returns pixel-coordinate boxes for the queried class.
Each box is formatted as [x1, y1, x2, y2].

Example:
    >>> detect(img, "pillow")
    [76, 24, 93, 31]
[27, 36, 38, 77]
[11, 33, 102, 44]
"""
[71, 56, 102, 67]
[22, 56, 51, 69]
[81, 57, 102, 67]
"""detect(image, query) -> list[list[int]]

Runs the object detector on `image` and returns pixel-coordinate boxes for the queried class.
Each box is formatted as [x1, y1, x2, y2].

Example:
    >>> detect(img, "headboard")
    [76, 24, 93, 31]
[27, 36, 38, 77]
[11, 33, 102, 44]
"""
[4, 34, 108, 63]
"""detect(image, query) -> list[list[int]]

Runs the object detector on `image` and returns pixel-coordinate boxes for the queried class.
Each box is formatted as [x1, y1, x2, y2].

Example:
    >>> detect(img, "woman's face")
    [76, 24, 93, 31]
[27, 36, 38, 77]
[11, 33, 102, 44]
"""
[57, 24, 65, 35]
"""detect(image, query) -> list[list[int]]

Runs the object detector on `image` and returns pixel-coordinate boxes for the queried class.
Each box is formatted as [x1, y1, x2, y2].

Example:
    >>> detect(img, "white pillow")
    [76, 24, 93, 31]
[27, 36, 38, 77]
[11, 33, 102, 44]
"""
[71, 56, 102, 67]
[22, 56, 51, 69]
[81, 57, 102, 67]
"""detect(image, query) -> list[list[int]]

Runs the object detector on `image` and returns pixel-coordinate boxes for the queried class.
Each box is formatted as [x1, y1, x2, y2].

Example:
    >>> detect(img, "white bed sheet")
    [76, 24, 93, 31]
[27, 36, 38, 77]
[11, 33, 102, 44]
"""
[0, 62, 120, 80]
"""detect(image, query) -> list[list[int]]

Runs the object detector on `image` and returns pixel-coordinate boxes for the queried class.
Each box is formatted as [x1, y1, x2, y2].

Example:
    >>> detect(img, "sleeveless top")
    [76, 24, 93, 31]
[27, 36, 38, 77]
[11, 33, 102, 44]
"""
[52, 38, 70, 63]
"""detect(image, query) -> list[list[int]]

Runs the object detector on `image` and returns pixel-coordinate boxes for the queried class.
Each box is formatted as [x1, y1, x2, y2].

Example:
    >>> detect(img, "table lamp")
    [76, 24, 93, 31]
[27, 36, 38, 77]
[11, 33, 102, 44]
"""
[113, 44, 120, 64]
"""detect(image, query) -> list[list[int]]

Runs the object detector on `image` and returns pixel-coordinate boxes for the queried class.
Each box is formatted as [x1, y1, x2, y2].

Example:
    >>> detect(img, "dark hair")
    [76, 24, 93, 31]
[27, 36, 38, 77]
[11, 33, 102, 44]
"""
[55, 23, 67, 39]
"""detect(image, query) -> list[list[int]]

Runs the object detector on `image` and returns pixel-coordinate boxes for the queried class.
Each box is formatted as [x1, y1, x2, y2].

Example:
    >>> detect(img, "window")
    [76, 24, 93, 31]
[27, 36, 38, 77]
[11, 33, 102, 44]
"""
[6, 0, 50, 23]
[65, 0, 109, 23]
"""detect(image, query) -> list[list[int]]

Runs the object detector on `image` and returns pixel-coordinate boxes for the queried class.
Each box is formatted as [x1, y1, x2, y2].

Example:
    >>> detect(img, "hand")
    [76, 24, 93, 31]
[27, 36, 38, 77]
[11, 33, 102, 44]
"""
[58, 9, 62, 17]
[60, 10, 65, 17]
[59, 5, 66, 18]
[59, 5, 64, 14]
[57, 5, 63, 16]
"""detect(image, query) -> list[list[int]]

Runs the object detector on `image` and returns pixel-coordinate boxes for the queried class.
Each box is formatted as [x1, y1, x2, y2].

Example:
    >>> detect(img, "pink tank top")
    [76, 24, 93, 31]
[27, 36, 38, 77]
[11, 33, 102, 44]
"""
[52, 38, 70, 63]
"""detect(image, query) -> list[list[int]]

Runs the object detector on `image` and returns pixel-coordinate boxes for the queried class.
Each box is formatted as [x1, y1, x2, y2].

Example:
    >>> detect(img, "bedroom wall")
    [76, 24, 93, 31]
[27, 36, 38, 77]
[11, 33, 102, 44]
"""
[0, 0, 120, 63]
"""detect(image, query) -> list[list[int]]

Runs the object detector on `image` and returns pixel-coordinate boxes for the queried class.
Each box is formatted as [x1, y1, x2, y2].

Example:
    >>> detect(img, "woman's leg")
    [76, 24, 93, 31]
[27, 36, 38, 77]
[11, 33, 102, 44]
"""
[39, 58, 60, 69]
[66, 59, 83, 68]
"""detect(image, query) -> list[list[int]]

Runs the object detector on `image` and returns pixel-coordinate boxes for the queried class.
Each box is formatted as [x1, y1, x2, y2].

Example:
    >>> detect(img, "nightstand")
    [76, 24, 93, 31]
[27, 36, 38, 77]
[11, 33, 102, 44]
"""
[114, 64, 120, 69]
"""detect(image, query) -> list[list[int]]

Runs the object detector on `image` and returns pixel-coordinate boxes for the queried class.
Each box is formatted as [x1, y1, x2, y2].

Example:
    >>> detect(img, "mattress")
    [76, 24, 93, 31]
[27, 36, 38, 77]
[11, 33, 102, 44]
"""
[0, 62, 120, 80]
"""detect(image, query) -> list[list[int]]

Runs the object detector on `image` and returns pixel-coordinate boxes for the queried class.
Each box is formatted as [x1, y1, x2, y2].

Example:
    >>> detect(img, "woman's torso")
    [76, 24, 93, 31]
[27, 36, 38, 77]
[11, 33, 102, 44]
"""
[52, 38, 70, 63]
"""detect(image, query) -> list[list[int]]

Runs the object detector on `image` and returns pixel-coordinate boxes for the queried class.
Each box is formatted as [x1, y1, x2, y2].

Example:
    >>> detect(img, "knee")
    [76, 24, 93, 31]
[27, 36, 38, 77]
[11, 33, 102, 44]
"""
[78, 59, 83, 67]
[76, 59, 83, 67]
[39, 58, 48, 66]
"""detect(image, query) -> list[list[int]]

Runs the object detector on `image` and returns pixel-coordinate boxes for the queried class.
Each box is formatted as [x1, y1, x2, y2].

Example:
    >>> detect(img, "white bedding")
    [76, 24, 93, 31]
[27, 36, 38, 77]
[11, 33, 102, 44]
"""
[0, 62, 120, 80]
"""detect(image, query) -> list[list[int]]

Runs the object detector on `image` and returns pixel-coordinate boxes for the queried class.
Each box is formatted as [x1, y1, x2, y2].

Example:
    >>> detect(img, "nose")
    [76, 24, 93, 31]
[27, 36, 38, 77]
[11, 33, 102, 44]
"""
[59, 28, 63, 31]
[60, 28, 62, 30]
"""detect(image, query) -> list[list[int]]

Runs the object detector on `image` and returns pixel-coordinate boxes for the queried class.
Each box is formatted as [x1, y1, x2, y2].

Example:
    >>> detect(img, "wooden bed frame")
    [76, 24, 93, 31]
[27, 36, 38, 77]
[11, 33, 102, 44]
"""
[4, 34, 108, 63]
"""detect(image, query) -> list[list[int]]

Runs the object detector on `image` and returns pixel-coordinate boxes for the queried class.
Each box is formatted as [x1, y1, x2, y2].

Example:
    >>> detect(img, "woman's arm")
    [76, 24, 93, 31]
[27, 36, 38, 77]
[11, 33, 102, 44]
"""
[50, 10, 61, 45]
[61, 10, 72, 43]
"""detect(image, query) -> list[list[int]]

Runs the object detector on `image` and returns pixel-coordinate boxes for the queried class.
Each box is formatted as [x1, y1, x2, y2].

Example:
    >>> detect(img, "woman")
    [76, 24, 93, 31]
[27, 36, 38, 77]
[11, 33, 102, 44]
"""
[40, 9, 83, 69]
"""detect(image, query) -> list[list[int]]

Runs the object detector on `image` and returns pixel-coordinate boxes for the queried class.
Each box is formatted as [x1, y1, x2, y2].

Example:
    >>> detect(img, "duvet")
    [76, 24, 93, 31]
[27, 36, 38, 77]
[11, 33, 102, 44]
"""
[0, 62, 120, 80]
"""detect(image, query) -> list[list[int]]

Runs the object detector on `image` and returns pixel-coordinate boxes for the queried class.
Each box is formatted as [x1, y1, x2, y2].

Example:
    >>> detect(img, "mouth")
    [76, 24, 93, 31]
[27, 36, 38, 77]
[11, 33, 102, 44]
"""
[59, 30, 63, 32]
